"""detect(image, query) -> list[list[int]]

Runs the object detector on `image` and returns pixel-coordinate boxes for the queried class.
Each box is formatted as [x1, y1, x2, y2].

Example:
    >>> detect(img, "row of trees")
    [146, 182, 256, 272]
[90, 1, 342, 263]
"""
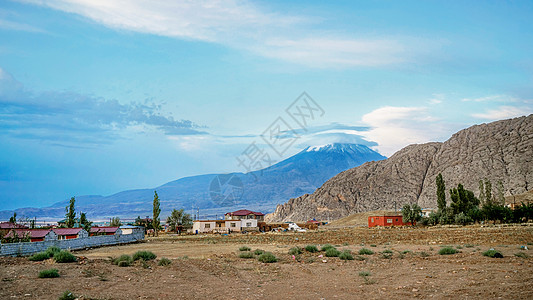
[422, 174, 532, 226]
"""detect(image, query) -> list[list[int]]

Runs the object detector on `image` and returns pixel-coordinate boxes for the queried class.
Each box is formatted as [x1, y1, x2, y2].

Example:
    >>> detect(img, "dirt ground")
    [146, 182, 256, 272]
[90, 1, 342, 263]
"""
[1, 225, 532, 300]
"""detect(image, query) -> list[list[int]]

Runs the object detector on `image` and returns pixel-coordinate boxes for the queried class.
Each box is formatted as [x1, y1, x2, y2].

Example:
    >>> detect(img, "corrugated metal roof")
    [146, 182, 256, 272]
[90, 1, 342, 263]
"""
[225, 209, 264, 216]
[53, 228, 83, 235]
[4, 229, 52, 239]
[90, 226, 119, 233]
[0, 222, 28, 229]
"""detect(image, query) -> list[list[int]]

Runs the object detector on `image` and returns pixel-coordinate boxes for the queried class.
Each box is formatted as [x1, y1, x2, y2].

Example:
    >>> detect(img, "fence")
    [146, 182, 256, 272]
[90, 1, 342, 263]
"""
[0, 229, 144, 257]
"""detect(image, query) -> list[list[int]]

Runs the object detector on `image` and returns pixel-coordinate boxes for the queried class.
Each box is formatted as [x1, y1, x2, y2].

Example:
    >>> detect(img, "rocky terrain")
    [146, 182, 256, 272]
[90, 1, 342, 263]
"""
[268, 115, 533, 222]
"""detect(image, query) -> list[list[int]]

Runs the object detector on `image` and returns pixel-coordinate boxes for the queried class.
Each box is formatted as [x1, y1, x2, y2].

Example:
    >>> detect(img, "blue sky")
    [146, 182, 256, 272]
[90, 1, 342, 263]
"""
[1, 0, 532, 210]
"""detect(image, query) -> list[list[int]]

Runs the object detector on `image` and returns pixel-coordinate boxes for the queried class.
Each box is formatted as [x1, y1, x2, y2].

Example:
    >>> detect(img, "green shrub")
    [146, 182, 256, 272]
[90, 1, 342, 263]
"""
[355, 255, 367, 261]
[401, 250, 411, 254]
[438, 247, 458, 255]
[288, 247, 302, 255]
[382, 249, 393, 254]
[514, 252, 529, 258]
[456, 245, 463, 249]
[253, 249, 265, 255]
[339, 250, 354, 260]
[358, 248, 374, 255]
[54, 251, 77, 263]
[257, 252, 277, 263]
[370, 244, 377, 247]
[239, 246, 251, 251]
[58, 290, 76, 300]
[158, 258, 172, 266]
[305, 245, 319, 253]
[419, 251, 430, 257]
[38, 268, 59, 278]
[133, 250, 157, 261]
[45, 246, 61, 257]
[321, 244, 335, 251]
[358, 271, 371, 277]
[239, 251, 255, 259]
[325, 247, 341, 257]
[118, 260, 130, 267]
[113, 254, 133, 266]
[29, 252, 50, 261]
[380, 252, 393, 259]
[482, 249, 503, 258]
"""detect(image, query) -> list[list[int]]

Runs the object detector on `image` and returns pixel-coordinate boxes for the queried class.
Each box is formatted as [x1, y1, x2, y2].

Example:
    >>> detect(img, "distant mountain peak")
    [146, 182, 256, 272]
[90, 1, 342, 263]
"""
[303, 143, 377, 154]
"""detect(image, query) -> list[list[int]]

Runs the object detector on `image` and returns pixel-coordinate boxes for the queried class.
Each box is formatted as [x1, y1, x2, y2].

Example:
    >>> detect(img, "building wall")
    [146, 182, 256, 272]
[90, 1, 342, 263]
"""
[0, 228, 144, 257]
[225, 220, 241, 232]
[192, 221, 216, 233]
[240, 219, 257, 229]
[368, 216, 405, 227]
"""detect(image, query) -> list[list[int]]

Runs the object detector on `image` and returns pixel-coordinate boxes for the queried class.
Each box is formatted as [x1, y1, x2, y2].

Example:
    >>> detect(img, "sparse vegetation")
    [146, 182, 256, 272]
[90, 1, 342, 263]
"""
[339, 250, 354, 260]
[45, 246, 61, 257]
[325, 247, 341, 257]
[133, 250, 157, 261]
[420, 251, 430, 257]
[58, 290, 76, 300]
[482, 249, 503, 258]
[113, 254, 133, 266]
[321, 244, 335, 251]
[358, 271, 375, 284]
[305, 245, 319, 253]
[382, 249, 393, 254]
[439, 247, 458, 255]
[358, 248, 374, 255]
[355, 255, 367, 261]
[258, 252, 277, 263]
[54, 251, 77, 263]
[288, 247, 302, 255]
[38, 268, 59, 278]
[253, 249, 265, 255]
[514, 252, 528, 258]
[239, 246, 251, 251]
[29, 252, 50, 261]
[370, 244, 377, 247]
[239, 251, 255, 259]
[380, 251, 393, 259]
[158, 258, 172, 266]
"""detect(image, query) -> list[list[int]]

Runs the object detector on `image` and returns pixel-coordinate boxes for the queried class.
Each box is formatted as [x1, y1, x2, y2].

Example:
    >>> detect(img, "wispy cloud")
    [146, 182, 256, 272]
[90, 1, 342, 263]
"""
[0, 18, 46, 33]
[461, 94, 516, 102]
[0, 68, 204, 145]
[472, 105, 533, 120]
[18, 0, 422, 68]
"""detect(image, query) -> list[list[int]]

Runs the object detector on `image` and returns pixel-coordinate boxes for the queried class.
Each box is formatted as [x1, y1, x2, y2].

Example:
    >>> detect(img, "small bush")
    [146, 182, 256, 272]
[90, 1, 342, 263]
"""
[464, 244, 475, 248]
[419, 251, 430, 257]
[358, 271, 371, 277]
[45, 246, 61, 257]
[339, 250, 354, 260]
[239, 246, 251, 252]
[370, 244, 377, 247]
[305, 245, 319, 253]
[257, 252, 277, 263]
[382, 249, 393, 254]
[483, 249, 503, 258]
[38, 268, 59, 278]
[321, 244, 335, 251]
[358, 248, 374, 255]
[58, 290, 76, 300]
[288, 247, 302, 255]
[514, 252, 529, 258]
[325, 247, 341, 257]
[118, 260, 130, 267]
[133, 250, 157, 261]
[401, 250, 411, 254]
[239, 251, 255, 259]
[380, 252, 393, 259]
[355, 255, 367, 261]
[438, 247, 458, 255]
[29, 252, 50, 261]
[113, 254, 133, 266]
[158, 258, 172, 266]
[253, 249, 265, 255]
[54, 251, 77, 263]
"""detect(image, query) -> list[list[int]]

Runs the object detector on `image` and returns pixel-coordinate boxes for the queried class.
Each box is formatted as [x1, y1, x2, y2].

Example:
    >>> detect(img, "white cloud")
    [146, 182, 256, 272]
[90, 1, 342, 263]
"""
[360, 106, 443, 156]
[0, 18, 47, 33]
[472, 105, 533, 120]
[19, 0, 418, 68]
[461, 95, 515, 102]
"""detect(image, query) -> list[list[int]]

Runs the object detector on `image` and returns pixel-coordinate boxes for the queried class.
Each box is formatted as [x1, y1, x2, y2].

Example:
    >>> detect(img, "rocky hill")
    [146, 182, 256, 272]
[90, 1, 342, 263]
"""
[267, 115, 533, 222]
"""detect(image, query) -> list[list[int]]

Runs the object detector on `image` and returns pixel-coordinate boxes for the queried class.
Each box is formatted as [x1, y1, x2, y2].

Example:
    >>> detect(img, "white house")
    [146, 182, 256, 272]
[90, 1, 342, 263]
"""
[192, 220, 242, 233]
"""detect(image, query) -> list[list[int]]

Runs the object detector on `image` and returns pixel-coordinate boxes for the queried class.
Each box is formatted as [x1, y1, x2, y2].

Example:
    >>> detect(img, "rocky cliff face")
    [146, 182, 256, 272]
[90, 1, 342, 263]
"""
[267, 115, 533, 222]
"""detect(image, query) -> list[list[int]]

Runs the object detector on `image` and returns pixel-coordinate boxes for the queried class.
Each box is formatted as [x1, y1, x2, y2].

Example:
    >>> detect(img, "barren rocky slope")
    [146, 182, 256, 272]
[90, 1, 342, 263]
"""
[267, 115, 533, 222]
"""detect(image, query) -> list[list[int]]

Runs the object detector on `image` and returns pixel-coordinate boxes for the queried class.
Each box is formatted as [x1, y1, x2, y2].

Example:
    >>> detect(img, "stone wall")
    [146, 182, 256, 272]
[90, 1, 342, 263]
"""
[0, 229, 144, 257]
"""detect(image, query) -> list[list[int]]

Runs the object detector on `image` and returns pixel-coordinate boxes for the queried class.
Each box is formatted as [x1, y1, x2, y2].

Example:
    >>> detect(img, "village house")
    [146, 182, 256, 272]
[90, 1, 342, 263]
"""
[90, 226, 121, 236]
[224, 209, 265, 221]
[3, 229, 57, 242]
[368, 215, 409, 227]
[192, 219, 241, 234]
[53, 228, 88, 240]
[0, 222, 28, 237]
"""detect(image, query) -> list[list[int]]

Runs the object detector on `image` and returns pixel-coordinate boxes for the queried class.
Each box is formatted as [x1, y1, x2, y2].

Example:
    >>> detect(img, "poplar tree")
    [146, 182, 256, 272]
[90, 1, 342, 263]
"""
[65, 197, 76, 228]
[152, 191, 161, 236]
[436, 173, 446, 211]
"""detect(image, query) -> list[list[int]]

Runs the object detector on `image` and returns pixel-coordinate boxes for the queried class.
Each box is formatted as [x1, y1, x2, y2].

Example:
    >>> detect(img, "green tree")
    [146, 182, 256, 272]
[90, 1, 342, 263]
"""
[436, 173, 446, 212]
[9, 212, 16, 224]
[166, 209, 193, 231]
[110, 217, 121, 227]
[79, 212, 92, 232]
[152, 191, 161, 236]
[450, 184, 479, 216]
[402, 203, 422, 225]
[65, 197, 76, 228]
[478, 179, 485, 204]
[484, 179, 492, 205]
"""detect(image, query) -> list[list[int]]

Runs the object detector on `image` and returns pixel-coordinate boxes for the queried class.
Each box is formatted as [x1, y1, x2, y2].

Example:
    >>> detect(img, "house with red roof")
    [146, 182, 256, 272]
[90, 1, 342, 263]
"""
[224, 209, 265, 221]
[53, 228, 88, 240]
[3, 229, 57, 242]
[0, 222, 29, 236]
[89, 226, 122, 236]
